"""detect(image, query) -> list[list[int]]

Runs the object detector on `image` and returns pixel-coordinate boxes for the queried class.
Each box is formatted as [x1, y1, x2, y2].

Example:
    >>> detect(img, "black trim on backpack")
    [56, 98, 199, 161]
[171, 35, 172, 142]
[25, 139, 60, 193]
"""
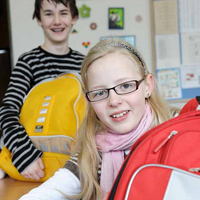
[196, 96, 200, 104]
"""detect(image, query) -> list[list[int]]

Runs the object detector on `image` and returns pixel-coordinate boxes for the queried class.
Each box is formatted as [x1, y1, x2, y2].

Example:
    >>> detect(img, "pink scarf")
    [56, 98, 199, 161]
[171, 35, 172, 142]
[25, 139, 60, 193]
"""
[95, 103, 154, 196]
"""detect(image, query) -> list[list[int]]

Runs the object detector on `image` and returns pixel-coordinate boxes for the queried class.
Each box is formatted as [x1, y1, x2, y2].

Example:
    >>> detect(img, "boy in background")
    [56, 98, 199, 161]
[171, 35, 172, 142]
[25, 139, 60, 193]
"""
[0, 0, 84, 180]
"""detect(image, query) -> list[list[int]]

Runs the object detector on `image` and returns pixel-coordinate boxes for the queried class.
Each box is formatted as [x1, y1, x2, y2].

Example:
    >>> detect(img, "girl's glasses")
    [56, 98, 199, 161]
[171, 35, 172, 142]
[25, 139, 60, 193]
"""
[86, 77, 145, 102]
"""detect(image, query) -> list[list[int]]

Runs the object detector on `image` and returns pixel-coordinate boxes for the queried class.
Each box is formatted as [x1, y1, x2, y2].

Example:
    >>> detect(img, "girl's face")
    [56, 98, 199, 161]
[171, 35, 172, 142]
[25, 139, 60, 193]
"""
[87, 52, 153, 134]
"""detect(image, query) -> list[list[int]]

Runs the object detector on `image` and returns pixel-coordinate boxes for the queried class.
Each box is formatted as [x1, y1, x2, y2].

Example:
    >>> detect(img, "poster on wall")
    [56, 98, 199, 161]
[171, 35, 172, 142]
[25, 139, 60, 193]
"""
[157, 68, 182, 99]
[108, 8, 124, 29]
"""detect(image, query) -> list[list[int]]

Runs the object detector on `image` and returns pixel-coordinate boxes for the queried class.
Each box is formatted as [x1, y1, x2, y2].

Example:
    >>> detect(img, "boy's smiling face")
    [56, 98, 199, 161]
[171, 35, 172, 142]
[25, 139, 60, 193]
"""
[37, 0, 77, 46]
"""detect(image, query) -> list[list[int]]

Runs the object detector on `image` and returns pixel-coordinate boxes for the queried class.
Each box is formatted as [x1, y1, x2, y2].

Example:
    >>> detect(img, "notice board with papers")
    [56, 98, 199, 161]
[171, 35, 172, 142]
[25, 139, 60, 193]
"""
[151, 0, 200, 102]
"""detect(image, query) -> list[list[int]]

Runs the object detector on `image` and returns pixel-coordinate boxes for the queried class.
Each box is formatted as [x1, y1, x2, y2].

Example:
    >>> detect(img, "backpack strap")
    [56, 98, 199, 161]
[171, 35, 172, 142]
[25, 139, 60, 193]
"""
[180, 97, 200, 114]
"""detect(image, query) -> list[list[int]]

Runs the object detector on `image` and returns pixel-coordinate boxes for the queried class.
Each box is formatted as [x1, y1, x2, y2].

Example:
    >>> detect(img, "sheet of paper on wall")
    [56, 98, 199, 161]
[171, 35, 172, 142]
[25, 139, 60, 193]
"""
[155, 34, 180, 69]
[181, 66, 200, 89]
[154, 0, 180, 69]
[157, 69, 182, 100]
[154, 0, 179, 35]
[179, 0, 200, 32]
[181, 32, 200, 65]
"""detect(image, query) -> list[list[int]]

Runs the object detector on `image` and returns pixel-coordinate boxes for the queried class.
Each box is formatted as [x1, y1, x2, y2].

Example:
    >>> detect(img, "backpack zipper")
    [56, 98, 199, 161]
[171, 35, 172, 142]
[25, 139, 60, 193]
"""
[155, 130, 200, 174]
[189, 168, 200, 172]
[154, 130, 178, 153]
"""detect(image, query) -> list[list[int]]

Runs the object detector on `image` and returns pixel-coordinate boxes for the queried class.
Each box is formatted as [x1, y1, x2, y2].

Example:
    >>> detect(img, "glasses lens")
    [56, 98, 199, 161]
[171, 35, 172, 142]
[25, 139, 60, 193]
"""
[88, 90, 108, 101]
[116, 81, 137, 94]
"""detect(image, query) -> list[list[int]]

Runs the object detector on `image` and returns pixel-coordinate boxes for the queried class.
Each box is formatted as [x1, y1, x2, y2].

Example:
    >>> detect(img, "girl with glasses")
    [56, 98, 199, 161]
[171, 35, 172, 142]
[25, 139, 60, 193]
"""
[19, 38, 177, 200]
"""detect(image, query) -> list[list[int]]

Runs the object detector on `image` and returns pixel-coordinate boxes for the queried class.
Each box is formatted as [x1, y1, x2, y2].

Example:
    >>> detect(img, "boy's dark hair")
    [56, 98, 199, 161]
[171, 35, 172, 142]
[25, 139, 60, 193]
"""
[33, 0, 79, 20]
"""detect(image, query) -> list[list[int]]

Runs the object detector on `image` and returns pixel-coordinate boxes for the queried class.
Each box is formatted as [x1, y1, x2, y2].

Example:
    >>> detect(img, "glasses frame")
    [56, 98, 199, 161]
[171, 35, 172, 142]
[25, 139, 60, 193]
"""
[86, 77, 145, 102]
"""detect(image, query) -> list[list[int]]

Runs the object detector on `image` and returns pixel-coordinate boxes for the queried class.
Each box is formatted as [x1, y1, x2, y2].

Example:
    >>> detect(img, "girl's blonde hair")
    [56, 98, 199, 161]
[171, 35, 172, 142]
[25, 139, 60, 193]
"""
[71, 38, 176, 200]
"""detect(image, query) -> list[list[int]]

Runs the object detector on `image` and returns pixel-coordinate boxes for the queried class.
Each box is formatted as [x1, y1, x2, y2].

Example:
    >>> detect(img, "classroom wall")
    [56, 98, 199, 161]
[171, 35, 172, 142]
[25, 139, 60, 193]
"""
[8, 0, 186, 108]
[8, 0, 153, 72]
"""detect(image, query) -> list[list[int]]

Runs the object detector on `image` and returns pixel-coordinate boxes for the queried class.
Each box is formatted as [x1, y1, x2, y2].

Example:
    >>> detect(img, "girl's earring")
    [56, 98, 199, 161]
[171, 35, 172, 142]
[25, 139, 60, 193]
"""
[146, 93, 150, 98]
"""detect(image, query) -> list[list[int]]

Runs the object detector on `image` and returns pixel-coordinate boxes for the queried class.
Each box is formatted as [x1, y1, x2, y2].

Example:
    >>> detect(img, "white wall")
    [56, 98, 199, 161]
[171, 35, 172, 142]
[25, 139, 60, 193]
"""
[9, 0, 153, 72]
[9, 0, 43, 65]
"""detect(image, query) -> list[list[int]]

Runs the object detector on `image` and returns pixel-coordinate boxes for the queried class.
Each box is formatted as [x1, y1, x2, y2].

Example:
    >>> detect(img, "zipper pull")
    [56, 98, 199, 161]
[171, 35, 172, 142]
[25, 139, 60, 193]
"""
[189, 168, 200, 172]
[154, 131, 178, 153]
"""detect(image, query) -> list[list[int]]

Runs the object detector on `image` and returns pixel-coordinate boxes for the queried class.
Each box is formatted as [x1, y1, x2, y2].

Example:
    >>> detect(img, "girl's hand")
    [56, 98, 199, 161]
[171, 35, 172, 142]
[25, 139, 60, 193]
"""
[21, 157, 45, 180]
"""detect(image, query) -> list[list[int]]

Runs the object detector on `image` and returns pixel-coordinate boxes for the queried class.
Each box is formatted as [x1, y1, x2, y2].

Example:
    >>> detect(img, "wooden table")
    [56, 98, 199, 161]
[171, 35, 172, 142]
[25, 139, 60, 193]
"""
[0, 177, 41, 200]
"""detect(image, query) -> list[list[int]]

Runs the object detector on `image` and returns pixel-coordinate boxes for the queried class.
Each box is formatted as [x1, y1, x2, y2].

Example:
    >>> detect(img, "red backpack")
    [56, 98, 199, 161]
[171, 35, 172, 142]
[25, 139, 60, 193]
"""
[108, 110, 200, 200]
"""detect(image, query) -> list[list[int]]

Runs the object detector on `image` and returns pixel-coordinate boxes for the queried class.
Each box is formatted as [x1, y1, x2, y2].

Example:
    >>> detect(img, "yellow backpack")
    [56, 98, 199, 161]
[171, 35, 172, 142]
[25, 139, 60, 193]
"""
[0, 73, 86, 182]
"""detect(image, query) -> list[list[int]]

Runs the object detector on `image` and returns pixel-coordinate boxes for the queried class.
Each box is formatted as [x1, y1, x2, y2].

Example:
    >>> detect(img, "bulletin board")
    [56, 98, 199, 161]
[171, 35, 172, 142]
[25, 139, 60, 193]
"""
[151, 0, 200, 102]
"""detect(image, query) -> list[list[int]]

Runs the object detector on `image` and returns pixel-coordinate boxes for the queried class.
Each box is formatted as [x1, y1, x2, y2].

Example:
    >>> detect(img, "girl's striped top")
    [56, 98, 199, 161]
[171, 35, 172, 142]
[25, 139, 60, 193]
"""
[0, 46, 85, 173]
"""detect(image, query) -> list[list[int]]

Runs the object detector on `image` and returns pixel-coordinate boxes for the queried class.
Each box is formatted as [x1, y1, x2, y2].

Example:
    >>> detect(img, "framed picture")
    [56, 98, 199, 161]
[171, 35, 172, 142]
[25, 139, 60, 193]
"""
[108, 8, 124, 29]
